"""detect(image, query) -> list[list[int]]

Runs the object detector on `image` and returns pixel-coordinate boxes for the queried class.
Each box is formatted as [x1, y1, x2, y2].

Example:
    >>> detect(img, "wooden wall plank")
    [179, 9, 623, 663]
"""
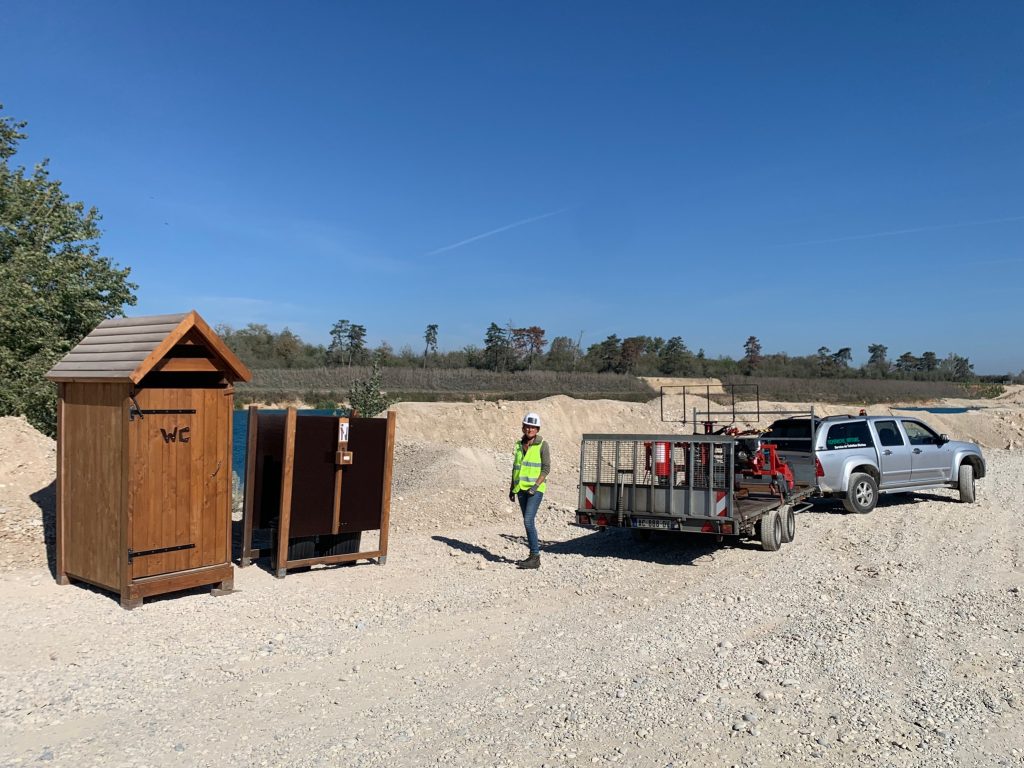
[274, 408, 297, 576]
[378, 410, 397, 559]
[62, 383, 123, 589]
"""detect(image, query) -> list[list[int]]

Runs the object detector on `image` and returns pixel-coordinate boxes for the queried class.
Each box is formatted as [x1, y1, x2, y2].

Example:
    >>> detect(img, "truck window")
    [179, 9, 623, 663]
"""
[874, 420, 904, 447]
[901, 420, 939, 446]
[824, 421, 874, 450]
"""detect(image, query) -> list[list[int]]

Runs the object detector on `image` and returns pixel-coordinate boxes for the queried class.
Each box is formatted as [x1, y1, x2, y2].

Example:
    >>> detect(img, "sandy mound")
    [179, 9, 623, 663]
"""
[0, 416, 56, 569]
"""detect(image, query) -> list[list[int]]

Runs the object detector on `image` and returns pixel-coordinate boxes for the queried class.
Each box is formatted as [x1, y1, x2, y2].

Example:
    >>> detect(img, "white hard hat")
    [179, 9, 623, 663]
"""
[522, 412, 541, 428]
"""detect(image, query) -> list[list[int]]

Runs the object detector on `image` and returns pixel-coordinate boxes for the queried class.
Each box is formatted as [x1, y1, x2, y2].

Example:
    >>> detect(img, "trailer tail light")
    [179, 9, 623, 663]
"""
[594, 514, 610, 527]
[701, 521, 734, 534]
[577, 513, 591, 525]
[815, 457, 824, 477]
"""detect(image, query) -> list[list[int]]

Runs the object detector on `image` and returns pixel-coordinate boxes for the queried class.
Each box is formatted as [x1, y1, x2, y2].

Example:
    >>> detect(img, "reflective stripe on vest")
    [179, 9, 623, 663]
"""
[513, 439, 547, 493]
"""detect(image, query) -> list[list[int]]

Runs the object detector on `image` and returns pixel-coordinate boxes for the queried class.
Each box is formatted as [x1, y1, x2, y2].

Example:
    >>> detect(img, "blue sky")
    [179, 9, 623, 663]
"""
[3, 1, 1023, 372]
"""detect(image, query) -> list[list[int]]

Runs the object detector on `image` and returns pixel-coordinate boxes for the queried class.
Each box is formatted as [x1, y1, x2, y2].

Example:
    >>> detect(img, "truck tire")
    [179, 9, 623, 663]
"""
[779, 505, 796, 544]
[759, 509, 782, 552]
[842, 473, 877, 514]
[958, 463, 976, 503]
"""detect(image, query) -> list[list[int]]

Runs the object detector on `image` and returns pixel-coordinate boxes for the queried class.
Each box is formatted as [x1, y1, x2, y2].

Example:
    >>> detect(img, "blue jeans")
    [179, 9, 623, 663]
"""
[517, 490, 543, 555]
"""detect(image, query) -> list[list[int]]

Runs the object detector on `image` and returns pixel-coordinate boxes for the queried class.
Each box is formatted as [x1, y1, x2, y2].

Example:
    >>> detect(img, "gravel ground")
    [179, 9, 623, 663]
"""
[1, 394, 1022, 767]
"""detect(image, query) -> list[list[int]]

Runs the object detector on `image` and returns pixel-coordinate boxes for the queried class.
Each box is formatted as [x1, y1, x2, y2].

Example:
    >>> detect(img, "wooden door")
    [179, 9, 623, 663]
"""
[128, 388, 230, 578]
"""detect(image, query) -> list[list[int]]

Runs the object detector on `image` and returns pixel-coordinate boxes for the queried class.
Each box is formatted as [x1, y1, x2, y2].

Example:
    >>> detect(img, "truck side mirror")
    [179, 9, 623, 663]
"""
[938, 434, 950, 445]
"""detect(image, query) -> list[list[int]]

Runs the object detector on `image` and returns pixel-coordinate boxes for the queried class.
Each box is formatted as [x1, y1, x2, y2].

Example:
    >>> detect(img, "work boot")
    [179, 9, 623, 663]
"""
[517, 553, 540, 569]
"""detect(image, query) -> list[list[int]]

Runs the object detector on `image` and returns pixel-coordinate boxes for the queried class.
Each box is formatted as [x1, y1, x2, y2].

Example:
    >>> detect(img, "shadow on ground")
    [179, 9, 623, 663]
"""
[804, 489, 956, 515]
[433, 528, 745, 567]
[31, 480, 56, 579]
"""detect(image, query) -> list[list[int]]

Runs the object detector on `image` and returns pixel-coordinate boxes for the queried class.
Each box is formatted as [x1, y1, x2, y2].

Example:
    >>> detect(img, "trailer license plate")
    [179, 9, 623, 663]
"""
[636, 518, 671, 530]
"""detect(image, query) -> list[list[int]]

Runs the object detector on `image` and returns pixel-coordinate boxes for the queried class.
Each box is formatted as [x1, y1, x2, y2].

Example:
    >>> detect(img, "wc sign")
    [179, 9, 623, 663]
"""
[160, 426, 191, 444]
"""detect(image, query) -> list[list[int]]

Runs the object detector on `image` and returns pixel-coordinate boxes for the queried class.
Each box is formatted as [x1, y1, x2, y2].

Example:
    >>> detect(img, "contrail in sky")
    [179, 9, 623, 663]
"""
[777, 214, 1024, 248]
[426, 207, 572, 256]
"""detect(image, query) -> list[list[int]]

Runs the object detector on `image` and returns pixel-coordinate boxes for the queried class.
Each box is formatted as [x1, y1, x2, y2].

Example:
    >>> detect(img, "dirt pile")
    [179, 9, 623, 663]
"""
[0, 416, 56, 570]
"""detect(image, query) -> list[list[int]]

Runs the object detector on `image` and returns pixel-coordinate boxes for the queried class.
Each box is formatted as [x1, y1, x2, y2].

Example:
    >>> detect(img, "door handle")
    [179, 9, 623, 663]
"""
[913, 448, 922, 454]
[883, 450, 892, 455]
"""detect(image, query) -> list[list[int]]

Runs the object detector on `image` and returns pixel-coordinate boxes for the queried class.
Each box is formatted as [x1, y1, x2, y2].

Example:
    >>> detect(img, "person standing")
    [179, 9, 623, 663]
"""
[509, 412, 550, 569]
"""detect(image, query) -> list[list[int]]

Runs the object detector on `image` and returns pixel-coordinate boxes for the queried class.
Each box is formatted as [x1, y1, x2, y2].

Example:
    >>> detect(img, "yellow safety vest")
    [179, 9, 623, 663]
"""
[513, 439, 547, 493]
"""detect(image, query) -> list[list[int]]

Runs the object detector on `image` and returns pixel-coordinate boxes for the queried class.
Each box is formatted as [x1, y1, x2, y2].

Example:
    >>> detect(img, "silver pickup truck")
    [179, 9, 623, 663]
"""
[762, 414, 986, 514]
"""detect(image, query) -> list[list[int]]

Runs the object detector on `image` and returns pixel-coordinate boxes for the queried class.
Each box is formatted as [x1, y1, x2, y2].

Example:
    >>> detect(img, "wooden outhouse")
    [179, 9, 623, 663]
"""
[45, 311, 251, 608]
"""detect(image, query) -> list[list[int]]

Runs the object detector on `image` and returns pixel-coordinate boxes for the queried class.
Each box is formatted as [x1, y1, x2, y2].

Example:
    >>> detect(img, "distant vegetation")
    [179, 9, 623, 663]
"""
[220, 323, 1022, 409]
[716, 376, 999, 404]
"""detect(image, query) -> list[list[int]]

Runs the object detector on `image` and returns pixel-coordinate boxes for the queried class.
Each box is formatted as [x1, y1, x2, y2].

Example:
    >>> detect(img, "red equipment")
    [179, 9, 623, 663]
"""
[740, 442, 794, 493]
[645, 441, 673, 478]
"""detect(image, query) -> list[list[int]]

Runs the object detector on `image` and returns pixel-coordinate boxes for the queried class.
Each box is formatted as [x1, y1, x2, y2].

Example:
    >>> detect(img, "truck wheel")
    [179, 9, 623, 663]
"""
[842, 473, 877, 514]
[759, 509, 782, 552]
[958, 464, 976, 503]
[779, 505, 796, 544]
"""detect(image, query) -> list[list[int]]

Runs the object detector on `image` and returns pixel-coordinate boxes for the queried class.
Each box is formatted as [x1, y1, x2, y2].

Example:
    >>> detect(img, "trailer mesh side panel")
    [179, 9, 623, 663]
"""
[580, 439, 729, 489]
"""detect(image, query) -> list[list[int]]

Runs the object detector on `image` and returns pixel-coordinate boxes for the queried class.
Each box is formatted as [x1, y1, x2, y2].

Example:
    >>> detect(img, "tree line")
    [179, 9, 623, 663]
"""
[217, 320, 996, 385]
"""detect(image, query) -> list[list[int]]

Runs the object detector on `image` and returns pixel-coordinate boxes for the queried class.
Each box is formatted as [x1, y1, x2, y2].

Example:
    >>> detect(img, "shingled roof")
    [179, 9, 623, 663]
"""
[45, 310, 252, 384]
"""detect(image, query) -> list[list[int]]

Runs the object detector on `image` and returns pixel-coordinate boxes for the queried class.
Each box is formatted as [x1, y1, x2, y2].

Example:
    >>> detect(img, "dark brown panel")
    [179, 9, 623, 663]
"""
[288, 416, 340, 537]
[253, 413, 285, 528]
[340, 417, 388, 532]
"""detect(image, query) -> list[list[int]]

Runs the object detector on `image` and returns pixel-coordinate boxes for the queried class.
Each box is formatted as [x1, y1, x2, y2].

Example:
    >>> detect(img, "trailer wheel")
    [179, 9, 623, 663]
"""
[958, 463, 976, 503]
[842, 473, 877, 514]
[759, 509, 782, 552]
[779, 505, 796, 544]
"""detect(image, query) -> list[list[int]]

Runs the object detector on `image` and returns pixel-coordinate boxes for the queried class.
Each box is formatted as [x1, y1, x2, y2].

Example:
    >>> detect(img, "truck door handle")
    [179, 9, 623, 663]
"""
[913, 448, 922, 454]
[883, 450, 892, 455]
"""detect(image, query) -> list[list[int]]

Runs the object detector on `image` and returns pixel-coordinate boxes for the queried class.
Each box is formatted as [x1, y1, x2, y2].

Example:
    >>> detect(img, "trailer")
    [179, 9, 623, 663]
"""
[573, 386, 818, 551]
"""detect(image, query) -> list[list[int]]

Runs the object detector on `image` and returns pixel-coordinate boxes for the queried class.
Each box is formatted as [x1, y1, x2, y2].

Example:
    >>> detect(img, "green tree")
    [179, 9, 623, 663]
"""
[743, 336, 762, 375]
[586, 335, 621, 373]
[483, 322, 511, 371]
[895, 351, 920, 374]
[545, 335, 579, 372]
[940, 353, 974, 381]
[0, 106, 137, 435]
[348, 351, 393, 417]
[423, 323, 439, 367]
[865, 343, 889, 378]
[658, 336, 693, 375]
[346, 323, 367, 366]
[328, 319, 351, 366]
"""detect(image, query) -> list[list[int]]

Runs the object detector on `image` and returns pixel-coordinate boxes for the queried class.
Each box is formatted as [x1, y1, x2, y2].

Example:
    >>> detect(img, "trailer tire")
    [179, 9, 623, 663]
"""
[779, 505, 796, 544]
[958, 463, 976, 503]
[759, 509, 782, 552]
[842, 473, 877, 514]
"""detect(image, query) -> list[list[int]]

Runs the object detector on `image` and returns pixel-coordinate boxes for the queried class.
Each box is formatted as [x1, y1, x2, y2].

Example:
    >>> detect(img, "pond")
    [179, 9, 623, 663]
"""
[231, 408, 349, 483]
[890, 406, 978, 415]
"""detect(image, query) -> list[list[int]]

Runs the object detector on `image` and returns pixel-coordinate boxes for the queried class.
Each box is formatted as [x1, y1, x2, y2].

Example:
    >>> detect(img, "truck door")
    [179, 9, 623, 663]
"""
[901, 420, 952, 483]
[872, 419, 911, 487]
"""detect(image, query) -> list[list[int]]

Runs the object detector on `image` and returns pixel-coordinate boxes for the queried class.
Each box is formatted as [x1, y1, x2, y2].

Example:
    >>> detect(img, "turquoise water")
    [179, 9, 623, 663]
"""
[891, 406, 976, 414]
[231, 408, 348, 484]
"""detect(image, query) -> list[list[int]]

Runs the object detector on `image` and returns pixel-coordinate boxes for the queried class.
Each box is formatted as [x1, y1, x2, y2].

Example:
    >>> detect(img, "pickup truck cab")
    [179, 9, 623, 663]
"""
[761, 414, 986, 514]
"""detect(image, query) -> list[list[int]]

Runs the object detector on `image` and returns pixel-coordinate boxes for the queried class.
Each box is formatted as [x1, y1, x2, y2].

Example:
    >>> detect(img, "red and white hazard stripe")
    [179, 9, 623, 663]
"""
[584, 484, 596, 510]
[716, 490, 728, 517]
